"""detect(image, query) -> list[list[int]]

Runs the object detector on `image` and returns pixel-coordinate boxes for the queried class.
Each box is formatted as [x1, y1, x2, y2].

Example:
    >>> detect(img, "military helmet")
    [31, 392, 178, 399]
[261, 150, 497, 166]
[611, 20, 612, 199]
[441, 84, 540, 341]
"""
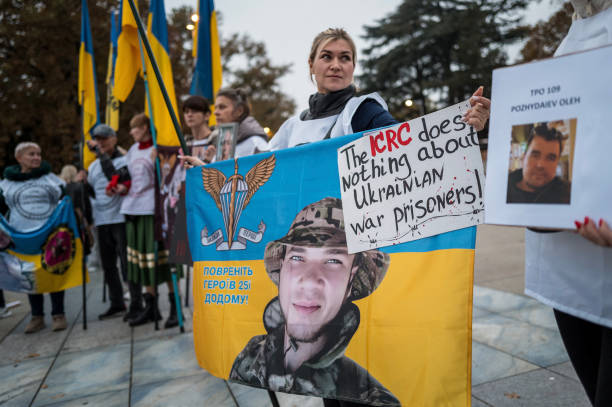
[264, 197, 390, 301]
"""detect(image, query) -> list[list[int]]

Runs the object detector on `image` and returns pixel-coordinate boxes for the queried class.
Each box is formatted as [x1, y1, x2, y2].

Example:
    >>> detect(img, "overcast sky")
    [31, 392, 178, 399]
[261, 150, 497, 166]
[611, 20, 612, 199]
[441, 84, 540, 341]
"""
[165, 0, 563, 114]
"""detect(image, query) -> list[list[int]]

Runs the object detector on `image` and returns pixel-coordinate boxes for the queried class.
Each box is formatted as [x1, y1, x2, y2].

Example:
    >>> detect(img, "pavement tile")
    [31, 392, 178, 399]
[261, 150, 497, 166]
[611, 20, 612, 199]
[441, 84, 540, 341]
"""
[0, 356, 52, 406]
[275, 391, 324, 407]
[227, 381, 273, 407]
[32, 342, 130, 406]
[472, 341, 538, 386]
[504, 304, 558, 331]
[471, 396, 492, 407]
[131, 372, 235, 406]
[132, 332, 201, 386]
[473, 286, 539, 314]
[131, 306, 193, 343]
[33, 388, 129, 407]
[472, 313, 568, 367]
[62, 318, 132, 354]
[473, 306, 490, 319]
[472, 368, 591, 406]
[477, 276, 525, 297]
[547, 361, 580, 382]
[0, 292, 29, 342]
[0, 327, 68, 366]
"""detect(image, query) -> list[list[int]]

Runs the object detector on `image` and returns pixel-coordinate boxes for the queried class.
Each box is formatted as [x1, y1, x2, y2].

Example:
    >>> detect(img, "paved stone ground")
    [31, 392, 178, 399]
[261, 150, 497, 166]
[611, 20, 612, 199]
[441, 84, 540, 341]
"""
[0, 225, 590, 406]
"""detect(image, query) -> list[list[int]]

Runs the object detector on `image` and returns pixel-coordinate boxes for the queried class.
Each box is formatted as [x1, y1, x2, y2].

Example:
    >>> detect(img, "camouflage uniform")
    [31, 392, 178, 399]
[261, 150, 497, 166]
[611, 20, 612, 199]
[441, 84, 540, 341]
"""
[230, 198, 399, 406]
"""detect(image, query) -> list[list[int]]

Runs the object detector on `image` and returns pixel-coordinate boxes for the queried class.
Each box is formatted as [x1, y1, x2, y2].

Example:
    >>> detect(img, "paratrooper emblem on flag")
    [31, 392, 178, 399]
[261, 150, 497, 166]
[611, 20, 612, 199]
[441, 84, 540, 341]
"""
[200, 155, 275, 250]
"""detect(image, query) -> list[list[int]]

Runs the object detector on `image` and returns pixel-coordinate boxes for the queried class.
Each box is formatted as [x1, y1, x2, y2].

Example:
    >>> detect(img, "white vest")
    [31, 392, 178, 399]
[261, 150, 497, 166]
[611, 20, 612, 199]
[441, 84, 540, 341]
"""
[88, 154, 127, 226]
[0, 174, 64, 232]
[268, 93, 387, 150]
[120, 144, 156, 216]
[525, 7, 612, 328]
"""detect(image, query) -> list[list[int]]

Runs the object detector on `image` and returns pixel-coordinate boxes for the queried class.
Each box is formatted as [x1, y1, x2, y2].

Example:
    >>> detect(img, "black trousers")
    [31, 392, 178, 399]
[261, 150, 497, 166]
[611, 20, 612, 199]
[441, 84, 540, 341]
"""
[28, 291, 64, 316]
[554, 309, 612, 407]
[97, 222, 127, 308]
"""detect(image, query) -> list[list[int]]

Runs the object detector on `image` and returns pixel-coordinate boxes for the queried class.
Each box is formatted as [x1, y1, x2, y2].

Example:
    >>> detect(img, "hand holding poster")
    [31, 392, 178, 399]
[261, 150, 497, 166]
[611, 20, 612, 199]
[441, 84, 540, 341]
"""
[485, 44, 612, 228]
[338, 101, 485, 253]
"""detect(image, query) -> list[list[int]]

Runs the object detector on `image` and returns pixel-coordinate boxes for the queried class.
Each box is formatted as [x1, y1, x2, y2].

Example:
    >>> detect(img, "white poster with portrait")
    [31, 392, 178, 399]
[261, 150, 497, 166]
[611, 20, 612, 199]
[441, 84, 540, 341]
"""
[485, 44, 612, 229]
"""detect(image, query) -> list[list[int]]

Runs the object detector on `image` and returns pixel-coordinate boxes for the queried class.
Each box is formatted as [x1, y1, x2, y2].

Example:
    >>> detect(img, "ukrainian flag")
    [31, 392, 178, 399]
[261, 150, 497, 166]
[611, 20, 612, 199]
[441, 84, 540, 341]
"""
[78, 0, 99, 170]
[145, 0, 179, 147]
[0, 198, 88, 294]
[113, 0, 140, 102]
[185, 132, 475, 406]
[191, 0, 222, 125]
[105, 10, 120, 131]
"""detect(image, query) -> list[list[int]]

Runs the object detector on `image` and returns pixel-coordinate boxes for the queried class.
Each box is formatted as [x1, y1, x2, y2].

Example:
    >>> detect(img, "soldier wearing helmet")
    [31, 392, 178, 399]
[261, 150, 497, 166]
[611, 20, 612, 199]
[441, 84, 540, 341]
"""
[230, 197, 399, 405]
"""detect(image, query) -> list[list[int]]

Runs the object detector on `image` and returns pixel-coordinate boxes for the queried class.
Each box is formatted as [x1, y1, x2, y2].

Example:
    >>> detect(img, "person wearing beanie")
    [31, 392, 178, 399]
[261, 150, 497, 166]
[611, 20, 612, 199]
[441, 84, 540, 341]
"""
[86, 124, 142, 320]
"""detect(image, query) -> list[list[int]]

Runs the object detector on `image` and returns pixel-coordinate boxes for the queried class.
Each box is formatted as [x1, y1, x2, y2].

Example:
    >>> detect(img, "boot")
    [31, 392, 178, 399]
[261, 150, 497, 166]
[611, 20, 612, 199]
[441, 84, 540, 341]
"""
[123, 281, 144, 322]
[24, 315, 45, 334]
[164, 292, 179, 329]
[129, 293, 162, 327]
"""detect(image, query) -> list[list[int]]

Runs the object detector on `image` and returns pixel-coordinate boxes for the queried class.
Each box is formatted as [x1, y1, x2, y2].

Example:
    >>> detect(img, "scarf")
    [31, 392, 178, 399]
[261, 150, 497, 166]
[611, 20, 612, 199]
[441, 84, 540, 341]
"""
[3, 161, 52, 181]
[301, 85, 356, 120]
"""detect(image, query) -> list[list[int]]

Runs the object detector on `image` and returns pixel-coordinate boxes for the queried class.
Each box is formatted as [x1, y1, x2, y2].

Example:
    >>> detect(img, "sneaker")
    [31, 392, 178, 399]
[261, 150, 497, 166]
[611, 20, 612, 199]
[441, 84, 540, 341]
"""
[24, 316, 45, 334]
[98, 305, 127, 320]
[51, 315, 67, 332]
[0, 307, 11, 318]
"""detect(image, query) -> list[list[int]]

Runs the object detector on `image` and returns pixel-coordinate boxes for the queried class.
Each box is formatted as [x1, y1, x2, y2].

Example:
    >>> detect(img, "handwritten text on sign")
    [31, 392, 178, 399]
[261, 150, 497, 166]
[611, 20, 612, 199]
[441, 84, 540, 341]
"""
[338, 101, 485, 253]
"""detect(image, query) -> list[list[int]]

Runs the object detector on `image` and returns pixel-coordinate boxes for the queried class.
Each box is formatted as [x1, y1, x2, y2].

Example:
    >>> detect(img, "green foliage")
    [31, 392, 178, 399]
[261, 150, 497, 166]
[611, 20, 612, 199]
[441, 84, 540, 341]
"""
[520, 2, 572, 62]
[220, 33, 296, 133]
[358, 0, 529, 121]
[0, 0, 115, 170]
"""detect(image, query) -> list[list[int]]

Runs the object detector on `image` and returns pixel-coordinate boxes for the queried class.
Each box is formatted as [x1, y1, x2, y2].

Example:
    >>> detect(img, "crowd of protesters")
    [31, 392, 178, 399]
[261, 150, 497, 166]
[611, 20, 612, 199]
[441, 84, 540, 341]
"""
[1, 8, 611, 405]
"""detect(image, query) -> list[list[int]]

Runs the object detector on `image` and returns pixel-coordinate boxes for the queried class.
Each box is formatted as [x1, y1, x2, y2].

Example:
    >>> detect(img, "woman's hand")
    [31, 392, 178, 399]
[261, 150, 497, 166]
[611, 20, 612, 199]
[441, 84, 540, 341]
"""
[178, 153, 206, 169]
[575, 217, 612, 247]
[204, 145, 216, 163]
[463, 86, 491, 132]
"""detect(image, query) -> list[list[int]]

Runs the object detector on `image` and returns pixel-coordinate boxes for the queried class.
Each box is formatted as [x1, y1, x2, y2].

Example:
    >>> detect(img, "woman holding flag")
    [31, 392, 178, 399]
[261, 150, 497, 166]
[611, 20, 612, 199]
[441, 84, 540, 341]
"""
[269, 28, 490, 151]
[0, 142, 67, 333]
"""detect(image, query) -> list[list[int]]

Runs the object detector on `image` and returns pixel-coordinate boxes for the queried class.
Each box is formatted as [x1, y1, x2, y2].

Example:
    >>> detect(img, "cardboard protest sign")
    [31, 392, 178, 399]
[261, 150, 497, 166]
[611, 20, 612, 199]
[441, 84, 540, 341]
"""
[338, 101, 484, 253]
[186, 133, 476, 406]
[485, 45, 612, 228]
[0, 197, 88, 293]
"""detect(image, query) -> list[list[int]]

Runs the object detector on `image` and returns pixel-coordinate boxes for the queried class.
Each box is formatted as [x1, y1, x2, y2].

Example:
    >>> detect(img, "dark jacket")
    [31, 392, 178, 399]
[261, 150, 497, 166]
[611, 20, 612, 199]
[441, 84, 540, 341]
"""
[230, 297, 400, 406]
[506, 169, 571, 204]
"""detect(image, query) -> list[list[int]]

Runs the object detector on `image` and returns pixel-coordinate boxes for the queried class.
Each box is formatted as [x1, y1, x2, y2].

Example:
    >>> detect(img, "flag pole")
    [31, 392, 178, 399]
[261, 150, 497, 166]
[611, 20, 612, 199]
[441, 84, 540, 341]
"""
[126, 0, 189, 155]
[136, 33, 162, 331]
[79, 91, 88, 331]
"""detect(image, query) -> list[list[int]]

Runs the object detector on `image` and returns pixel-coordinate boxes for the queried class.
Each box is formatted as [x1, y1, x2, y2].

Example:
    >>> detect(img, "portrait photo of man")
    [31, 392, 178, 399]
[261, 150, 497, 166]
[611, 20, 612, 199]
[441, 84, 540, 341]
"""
[230, 197, 399, 405]
[506, 121, 575, 204]
[216, 123, 237, 161]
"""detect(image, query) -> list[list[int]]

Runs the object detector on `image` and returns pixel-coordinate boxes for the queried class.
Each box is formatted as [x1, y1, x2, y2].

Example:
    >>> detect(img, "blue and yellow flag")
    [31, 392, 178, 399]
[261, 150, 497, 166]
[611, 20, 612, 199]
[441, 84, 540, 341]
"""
[105, 10, 120, 130]
[190, 0, 222, 125]
[145, 0, 179, 147]
[78, 0, 99, 170]
[0, 198, 88, 294]
[185, 134, 475, 406]
[113, 0, 140, 102]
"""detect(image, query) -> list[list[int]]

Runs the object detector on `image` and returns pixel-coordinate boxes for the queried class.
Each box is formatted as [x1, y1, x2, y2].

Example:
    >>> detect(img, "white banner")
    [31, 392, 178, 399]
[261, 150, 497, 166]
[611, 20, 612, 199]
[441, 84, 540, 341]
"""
[338, 101, 485, 253]
[485, 44, 612, 228]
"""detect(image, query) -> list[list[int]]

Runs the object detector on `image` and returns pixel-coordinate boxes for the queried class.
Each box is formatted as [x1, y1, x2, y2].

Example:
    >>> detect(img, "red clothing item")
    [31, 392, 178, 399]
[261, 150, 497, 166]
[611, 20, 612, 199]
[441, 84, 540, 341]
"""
[138, 139, 153, 149]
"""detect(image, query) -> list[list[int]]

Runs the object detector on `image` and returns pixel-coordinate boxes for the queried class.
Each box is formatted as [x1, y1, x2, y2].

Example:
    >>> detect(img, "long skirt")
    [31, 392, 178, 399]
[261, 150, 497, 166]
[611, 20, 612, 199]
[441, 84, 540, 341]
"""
[126, 215, 171, 286]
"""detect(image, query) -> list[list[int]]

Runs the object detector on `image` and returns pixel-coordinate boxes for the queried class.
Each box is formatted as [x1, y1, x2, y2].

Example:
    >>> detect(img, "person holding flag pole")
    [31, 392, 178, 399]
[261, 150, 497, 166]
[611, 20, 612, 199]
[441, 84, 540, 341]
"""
[115, 0, 187, 330]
